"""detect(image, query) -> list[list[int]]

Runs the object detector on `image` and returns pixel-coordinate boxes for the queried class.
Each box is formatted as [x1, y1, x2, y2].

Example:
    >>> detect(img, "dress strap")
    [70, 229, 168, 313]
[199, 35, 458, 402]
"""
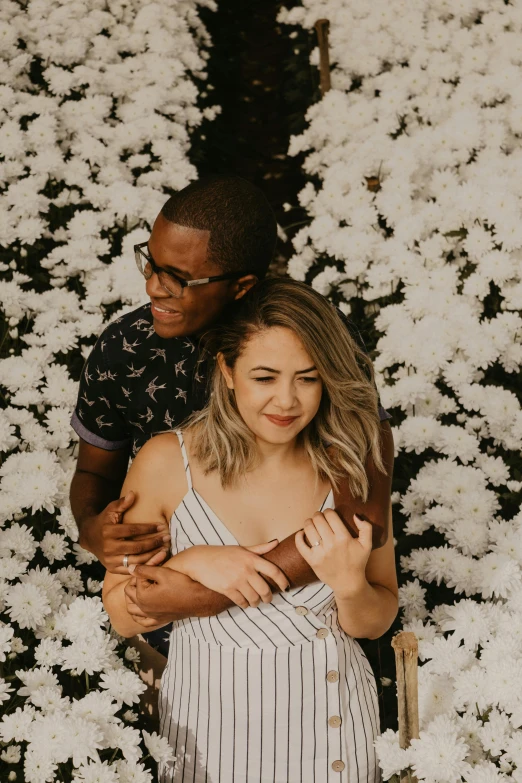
[175, 429, 193, 490]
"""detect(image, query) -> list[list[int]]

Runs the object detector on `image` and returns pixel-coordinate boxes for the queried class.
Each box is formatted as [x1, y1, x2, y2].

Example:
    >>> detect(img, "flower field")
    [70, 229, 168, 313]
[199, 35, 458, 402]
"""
[1, 0, 522, 781]
[0, 1, 216, 780]
[280, 1, 522, 780]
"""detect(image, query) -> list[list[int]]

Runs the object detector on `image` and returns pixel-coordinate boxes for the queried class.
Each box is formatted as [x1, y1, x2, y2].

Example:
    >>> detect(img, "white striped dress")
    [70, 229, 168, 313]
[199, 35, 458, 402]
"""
[158, 432, 381, 783]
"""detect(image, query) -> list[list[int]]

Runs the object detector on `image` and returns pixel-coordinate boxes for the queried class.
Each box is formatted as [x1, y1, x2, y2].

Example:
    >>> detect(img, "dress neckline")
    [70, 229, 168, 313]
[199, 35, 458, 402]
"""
[176, 486, 335, 547]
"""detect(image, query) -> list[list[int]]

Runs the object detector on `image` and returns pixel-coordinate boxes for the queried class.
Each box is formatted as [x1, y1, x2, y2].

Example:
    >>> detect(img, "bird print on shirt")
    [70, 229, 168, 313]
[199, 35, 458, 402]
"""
[146, 377, 167, 402]
[174, 359, 187, 377]
[96, 367, 108, 382]
[106, 370, 118, 381]
[127, 363, 146, 378]
[131, 318, 151, 330]
[122, 387, 132, 399]
[80, 395, 95, 407]
[183, 340, 195, 353]
[83, 368, 93, 386]
[99, 396, 111, 409]
[138, 407, 155, 423]
[151, 348, 167, 362]
[175, 388, 187, 403]
[123, 337, 141, 354]
[164, 410, 175, 428]
[95, 415, 112, 429]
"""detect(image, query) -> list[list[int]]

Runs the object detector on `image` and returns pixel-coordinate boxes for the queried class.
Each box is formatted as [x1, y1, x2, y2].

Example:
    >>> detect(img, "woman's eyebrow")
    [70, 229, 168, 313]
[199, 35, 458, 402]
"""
[249, 366, 317, 374]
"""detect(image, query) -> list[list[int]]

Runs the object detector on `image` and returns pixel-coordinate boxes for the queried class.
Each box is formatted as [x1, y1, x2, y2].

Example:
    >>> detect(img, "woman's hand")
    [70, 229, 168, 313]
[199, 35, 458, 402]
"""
[172, 540, 290, 609]
[295, 510, 373, 599]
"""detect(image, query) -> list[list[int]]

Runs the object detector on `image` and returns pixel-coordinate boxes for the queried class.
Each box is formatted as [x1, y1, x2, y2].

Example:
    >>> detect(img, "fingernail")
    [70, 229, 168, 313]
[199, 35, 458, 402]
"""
[128, 564, 136, 574]
[162, 534, 171, 542]
[285, 586, 291, 592]
[269, 538, 278, 543]
[157, 525, 167, 532]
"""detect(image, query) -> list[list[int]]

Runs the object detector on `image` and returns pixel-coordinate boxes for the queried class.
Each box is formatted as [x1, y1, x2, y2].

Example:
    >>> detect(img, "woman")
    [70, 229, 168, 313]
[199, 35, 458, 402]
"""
[103, 278, 398, 782]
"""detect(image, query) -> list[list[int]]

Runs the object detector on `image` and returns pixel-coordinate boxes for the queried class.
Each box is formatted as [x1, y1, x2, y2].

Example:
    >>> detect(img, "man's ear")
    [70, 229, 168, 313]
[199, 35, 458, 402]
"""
[233, 274, 258, 301]
[217, 352, 234, 389]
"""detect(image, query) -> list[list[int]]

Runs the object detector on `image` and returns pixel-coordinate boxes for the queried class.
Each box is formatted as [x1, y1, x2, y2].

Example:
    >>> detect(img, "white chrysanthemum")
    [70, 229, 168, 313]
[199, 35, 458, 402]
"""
[410, 714, 472, 783]
[0, 622, 14, 661]
[39, 531, 70, 564]
[114, 760, 153, 783]
[99, 668, 146, 706]
[0, 677, 14, 705]
[72, 759, 119, 782]
[143, 729, 176, 764]
[441, 600, 492, 649]
[55, 596, 107, 641]
[0, 744, 21, 764]
[4, 582, 51, 629]
[61, 632, 117, 676]
[0, 705, 36, 742]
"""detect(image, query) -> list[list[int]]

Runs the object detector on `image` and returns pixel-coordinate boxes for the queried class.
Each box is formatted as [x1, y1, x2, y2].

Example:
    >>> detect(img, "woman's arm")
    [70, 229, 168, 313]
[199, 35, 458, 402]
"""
[102, 433, 182, 637]
[334, 505, 398, 639]
[295, 503, 398, 640]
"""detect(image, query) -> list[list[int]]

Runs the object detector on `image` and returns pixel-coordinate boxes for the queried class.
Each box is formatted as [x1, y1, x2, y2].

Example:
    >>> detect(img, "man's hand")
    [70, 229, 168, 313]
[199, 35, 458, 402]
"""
[124, 576, 172, 628]
[170, 541, 290, 608]
[80, 491, 171, 574]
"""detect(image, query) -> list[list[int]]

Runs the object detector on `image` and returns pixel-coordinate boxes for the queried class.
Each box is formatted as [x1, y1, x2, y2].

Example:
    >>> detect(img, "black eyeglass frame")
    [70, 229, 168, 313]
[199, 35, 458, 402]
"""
[134, 242, 255, 296]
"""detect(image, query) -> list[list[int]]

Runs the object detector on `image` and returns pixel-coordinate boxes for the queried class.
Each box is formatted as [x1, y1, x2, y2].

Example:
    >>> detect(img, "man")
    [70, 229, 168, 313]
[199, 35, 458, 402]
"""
[70, 175, 393, 655]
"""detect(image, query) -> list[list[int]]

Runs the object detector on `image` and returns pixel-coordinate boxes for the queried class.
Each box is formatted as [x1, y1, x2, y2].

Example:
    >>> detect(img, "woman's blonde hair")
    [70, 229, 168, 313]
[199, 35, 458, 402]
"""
[185, 278, 385, 500]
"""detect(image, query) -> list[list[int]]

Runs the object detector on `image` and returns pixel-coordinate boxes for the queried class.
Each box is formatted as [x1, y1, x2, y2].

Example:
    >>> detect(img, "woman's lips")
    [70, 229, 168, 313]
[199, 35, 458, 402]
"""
[151, 302, 183, 322]
[265, 414, 299, 427]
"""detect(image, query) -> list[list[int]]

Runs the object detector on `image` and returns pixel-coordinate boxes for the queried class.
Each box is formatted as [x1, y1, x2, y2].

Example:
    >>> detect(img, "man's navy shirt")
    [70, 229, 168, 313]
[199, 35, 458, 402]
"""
[72, 302, 390, 452]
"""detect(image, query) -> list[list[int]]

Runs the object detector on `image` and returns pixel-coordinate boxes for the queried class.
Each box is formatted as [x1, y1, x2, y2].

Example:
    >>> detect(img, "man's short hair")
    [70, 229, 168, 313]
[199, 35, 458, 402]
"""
[161, 176, 277, 279]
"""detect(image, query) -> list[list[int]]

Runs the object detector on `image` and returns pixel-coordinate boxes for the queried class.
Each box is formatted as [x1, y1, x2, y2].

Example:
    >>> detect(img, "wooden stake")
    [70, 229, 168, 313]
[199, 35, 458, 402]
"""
[391, 632, 419, 783]
[314, 19, 331, 95]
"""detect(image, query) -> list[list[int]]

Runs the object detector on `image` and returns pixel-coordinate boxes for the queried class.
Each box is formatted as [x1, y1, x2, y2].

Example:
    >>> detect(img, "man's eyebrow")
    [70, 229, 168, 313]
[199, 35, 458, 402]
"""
[163, 264, 191, 279]
[249, 365, 317, 374]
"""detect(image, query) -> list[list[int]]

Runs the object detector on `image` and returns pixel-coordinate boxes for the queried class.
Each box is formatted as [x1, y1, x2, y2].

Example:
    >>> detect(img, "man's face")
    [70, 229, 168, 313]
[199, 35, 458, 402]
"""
[146, 214, 252, 339]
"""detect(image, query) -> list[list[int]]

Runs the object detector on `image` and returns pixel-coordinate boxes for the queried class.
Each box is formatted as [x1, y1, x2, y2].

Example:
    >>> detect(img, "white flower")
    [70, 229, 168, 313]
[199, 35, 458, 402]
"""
[0, 705, 36, 742]
[1, 744, 21, 764]
[0, 677, 14, 704]
[4, 582, 51, 629]
[72, 759, 119, 783]
[142, 729, 176, 764]
[55, 596, 107, 641]
[410, 714, 472, 783]
[99, 668, 146, 706]
[0, 622, 14, 661]
[40, 531, 70, 564]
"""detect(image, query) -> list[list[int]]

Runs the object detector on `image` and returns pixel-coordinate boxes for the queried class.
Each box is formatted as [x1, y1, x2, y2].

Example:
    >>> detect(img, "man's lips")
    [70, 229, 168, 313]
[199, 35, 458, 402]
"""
[265, 414, 299, 427]
[151, 301, 183, 321]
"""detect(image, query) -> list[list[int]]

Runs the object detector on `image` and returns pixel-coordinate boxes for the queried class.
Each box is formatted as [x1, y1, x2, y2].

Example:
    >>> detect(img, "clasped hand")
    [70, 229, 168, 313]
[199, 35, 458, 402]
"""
[295, 509, 373, 598]
[123, 539, 290, 627]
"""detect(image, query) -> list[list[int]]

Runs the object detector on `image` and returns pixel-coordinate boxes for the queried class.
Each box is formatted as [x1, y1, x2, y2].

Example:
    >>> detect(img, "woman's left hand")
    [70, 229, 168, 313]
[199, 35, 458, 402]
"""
[295, 510, 373, 598]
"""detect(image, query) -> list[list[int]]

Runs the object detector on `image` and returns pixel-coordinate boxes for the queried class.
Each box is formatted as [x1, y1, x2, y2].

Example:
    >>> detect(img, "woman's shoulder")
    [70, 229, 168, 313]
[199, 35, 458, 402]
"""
[129, 431, 184, 484]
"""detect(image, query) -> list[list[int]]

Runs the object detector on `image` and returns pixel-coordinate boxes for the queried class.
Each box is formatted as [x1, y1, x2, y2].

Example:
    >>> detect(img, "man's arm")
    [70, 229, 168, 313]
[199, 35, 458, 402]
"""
[70, 439, 171, 573]
[130, 422, 394, 622]
[251, 420, 394, 586]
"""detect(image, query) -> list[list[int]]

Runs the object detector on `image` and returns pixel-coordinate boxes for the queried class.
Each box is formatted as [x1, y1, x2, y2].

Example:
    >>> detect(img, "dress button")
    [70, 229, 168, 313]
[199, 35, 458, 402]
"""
[295, 606, 309, 616]
[327, 670, 339, 683]
[328, 715, 342, 728]
[316, 628, 329, 639]
[332, 760, 345, 772]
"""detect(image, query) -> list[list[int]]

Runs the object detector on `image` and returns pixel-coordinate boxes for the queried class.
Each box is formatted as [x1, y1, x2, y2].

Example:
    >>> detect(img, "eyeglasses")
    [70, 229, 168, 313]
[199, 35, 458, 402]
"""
[134, 242, 254, 299]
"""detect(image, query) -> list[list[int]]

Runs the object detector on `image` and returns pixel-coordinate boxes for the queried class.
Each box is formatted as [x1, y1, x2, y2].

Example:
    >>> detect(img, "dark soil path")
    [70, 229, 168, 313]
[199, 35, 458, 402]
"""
[192, 1, 319, 275]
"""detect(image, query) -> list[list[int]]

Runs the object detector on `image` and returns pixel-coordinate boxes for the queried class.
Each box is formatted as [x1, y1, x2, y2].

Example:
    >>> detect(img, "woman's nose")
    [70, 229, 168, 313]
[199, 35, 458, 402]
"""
[272, 382, 297, 410]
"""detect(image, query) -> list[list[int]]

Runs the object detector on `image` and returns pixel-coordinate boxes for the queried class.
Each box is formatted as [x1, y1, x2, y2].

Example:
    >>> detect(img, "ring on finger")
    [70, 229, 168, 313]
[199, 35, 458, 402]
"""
[123, 554, 129, 569]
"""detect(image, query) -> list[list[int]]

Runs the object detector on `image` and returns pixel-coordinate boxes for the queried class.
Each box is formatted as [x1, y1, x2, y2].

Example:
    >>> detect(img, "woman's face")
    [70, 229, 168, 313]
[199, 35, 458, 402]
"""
[219, 326, 323, 445]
